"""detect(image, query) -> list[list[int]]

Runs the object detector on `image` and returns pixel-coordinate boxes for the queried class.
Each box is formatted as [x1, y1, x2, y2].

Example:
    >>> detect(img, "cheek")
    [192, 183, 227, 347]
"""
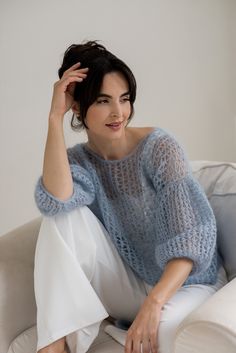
[125, 103, 132, 117]
[84, 107, 106, 127]
[87, 105, 108, 117]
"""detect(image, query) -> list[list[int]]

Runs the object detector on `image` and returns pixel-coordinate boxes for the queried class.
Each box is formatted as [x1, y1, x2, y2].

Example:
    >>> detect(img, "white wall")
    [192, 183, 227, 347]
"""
[0, 0, 235, 235]
[232, 0, 236, 149]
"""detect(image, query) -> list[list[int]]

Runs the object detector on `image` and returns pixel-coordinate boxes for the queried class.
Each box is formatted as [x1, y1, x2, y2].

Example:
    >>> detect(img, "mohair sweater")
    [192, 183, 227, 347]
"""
[34, 127, 219, 286]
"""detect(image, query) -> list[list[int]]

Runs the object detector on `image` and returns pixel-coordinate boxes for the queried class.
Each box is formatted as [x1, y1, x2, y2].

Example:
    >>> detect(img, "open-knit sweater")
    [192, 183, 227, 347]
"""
[34, 127, 219, 286]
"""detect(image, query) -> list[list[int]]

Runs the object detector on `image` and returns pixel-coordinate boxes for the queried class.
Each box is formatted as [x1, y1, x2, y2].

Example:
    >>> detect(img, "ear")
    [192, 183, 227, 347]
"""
[71, 101, 80, 116]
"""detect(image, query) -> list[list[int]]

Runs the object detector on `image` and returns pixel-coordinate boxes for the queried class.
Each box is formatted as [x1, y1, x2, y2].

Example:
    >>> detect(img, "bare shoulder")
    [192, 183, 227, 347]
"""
[127, 126, 157, 142]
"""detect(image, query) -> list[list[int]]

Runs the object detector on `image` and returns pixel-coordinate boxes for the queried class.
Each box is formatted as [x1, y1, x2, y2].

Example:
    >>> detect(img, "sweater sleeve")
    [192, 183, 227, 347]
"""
[34, 146, 95, 216]
[152, 133, 217, 276]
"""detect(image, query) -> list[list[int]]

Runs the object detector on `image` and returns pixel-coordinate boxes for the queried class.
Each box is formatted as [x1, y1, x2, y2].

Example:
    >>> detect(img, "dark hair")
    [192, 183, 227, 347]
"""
[58, 40, 137, 130]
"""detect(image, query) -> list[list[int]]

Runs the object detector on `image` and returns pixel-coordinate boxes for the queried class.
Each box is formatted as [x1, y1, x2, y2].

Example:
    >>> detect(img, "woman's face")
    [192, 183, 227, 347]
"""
[85, 71, 131, 141]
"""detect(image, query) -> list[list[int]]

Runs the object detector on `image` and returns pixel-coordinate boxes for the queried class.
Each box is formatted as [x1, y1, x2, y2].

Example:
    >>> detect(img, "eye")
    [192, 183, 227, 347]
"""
[122, 97, 130, 102]
[97, 99, 108, 104]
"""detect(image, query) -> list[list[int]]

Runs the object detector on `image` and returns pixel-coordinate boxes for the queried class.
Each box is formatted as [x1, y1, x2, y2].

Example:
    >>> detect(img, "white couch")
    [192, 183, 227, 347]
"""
[1, 161, 236, 353]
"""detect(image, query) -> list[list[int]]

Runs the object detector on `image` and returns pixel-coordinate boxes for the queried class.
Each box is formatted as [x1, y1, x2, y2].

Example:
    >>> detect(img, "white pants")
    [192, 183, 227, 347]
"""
[34, 207, 227, 353]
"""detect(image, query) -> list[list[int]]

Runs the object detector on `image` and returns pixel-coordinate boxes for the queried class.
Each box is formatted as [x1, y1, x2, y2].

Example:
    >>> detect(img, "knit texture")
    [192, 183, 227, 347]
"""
[34, 127, 219, 286]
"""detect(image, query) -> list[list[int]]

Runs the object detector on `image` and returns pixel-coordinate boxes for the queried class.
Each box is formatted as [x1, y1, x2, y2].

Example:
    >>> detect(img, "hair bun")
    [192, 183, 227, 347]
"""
[58, 40, 107, 78]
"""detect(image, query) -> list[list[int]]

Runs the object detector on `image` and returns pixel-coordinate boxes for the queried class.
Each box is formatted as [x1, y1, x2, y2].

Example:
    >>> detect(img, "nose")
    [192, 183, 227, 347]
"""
[111, 101, 122, 119]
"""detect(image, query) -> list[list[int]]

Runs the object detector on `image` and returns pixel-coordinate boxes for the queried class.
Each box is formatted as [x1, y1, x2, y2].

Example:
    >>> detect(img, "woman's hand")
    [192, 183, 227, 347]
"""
[124, 259, 193, 353]
[49, 62, 89, 118]
[125, 293, 162, 353]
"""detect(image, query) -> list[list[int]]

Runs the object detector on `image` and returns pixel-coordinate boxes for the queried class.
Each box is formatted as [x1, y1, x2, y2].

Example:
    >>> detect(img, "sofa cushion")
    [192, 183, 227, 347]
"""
[175, 275, 236, 353]
[7, 326, 37, 353]
[190, 161, 236, 281]
[7, 320, 123, 353]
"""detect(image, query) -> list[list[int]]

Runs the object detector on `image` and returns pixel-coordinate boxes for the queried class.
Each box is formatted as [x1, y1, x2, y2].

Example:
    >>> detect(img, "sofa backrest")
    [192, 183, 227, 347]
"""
[0, 217, 41, 353]
[190, 161, 236, 281]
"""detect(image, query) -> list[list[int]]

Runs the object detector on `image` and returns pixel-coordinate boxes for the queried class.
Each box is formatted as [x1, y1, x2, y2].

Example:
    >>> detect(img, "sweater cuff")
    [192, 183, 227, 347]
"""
[155, 220, 217, 276]
[34, 177, 77, 216]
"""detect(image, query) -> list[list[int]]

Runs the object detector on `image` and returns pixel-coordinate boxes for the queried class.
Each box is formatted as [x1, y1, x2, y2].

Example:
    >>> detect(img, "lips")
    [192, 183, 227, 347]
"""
[105, 121, 122, 127]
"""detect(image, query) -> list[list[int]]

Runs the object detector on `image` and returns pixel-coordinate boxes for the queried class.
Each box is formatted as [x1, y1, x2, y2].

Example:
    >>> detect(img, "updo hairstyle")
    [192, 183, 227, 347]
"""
[58, 40, 137, 130]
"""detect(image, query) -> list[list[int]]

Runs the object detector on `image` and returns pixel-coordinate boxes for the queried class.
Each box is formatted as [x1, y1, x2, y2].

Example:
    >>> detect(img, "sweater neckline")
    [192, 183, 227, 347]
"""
[82, 127, 161, 163]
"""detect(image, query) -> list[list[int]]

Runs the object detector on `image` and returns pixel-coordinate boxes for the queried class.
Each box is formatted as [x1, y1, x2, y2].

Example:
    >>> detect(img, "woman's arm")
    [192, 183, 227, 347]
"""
[42, 115, 74, 200]
[151, 132, 217, 276]
[125, 258, 193, 353]
[41, 62, 89, 200]
[125, 131, 216, 353]
[149, 257, 193, 305]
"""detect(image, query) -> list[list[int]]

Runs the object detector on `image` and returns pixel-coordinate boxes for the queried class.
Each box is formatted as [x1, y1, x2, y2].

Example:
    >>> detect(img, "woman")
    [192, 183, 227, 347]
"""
[34, 40, 227, 353]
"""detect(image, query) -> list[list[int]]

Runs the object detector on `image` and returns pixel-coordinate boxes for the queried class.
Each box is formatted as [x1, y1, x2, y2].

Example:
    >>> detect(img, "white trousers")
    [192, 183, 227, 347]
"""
[34, 207, 227, 353]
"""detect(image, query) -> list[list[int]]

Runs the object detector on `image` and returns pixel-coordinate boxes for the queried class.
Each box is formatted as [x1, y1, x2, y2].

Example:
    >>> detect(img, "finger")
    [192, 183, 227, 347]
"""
[55, 76, 84, 93]
[61, 69, 88, 80]
[65, 69, 89, 76]
[74, 67, 89, 73]
[66, 71, 88, 78]
[150, 334, 158, 353]
[142, 339, 150, 353]
[63, 64, 89, 77]
[64, 61, 81, 74]
[124, 336, 132, 353]
[61, 76, 85, 86]
[133, 338, 141, 353]
[66, 77, 84, 93]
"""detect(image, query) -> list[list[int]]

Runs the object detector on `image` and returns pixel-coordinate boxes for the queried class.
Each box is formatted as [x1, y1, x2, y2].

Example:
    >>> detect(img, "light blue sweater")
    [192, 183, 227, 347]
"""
[34, 127, 219, 286]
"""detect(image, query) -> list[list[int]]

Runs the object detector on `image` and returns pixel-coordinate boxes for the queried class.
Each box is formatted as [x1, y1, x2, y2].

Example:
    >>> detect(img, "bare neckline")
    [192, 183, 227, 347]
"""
[82, 127, 160, 163]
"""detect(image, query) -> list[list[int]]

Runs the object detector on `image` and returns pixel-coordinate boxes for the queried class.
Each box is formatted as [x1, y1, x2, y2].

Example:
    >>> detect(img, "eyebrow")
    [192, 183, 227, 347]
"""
[97, 91, 130, 98]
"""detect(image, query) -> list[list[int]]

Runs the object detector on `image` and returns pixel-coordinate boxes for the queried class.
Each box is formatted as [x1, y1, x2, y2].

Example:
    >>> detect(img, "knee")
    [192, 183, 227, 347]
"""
[37, 336, 67, 353]
[158, 313, 181, 353]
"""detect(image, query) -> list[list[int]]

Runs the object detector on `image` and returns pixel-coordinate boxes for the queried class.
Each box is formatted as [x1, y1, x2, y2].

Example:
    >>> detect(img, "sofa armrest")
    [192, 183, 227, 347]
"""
[0, 218, 41, 353]
[174, 278, 236, 353]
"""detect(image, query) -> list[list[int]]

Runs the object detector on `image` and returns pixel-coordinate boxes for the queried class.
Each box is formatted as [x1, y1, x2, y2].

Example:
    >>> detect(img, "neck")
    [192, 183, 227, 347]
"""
[86, 128, 133, 160]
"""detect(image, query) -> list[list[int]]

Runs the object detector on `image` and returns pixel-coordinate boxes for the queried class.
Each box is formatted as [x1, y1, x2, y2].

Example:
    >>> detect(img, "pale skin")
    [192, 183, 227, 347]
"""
[37, 62, 193, 353]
